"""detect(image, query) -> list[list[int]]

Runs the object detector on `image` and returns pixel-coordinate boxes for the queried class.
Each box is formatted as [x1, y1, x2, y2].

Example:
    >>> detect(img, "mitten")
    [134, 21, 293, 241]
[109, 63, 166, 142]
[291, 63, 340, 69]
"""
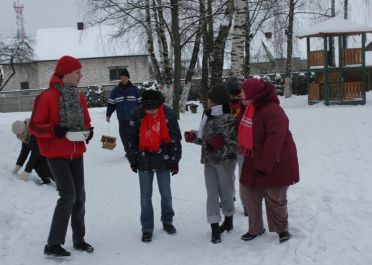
[20, 171, 30, 181]
[168, 164, 179, 176]
[205, 134, 225, 152]
[85, 127, 94, 144]
[184, 130, 197, 143]
[12, 165, 22, 174]
[53, 125, 68, 138]
[130, 164, 138, 173]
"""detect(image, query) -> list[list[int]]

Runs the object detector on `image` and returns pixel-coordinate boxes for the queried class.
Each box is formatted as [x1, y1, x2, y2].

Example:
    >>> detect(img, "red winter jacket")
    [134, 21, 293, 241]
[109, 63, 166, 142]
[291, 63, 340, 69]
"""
[240, 84, 299, 188]
[29, 75, 91, 159]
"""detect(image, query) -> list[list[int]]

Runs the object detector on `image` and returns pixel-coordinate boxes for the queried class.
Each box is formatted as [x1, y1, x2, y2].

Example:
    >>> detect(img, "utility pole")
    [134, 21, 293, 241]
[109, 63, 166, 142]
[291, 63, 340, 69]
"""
[13, 0, 26, 40]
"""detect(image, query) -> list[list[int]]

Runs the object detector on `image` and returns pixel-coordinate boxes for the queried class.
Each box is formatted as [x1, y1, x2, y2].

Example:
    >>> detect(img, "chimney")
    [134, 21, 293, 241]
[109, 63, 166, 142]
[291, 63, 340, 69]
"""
[77, 22, 84, 30]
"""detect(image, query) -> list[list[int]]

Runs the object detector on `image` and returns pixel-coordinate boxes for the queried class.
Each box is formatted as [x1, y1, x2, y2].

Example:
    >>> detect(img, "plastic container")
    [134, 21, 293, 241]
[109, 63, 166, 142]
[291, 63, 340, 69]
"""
[65, 131, 90, 141]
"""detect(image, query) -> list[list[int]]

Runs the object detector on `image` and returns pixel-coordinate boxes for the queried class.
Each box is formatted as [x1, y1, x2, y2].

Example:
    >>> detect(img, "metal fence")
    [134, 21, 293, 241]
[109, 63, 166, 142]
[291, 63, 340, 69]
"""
[0, 84, 116, 113]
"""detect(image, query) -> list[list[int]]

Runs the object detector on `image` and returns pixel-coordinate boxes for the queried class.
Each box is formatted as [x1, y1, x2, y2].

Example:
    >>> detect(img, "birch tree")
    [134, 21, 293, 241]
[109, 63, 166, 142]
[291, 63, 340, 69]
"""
[230, 0, 247, 81]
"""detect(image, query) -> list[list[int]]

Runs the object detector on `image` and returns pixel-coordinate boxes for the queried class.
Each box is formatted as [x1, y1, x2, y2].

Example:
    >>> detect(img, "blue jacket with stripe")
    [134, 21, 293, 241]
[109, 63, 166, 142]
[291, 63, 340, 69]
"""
[106, 81, 142, 121]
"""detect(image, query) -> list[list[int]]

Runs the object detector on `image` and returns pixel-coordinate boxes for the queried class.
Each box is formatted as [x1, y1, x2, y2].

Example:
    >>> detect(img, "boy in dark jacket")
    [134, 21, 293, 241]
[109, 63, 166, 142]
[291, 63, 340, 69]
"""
[127, 89, 182, 243]
[12, 119, 54, 184]
[106, 69, 142, 155]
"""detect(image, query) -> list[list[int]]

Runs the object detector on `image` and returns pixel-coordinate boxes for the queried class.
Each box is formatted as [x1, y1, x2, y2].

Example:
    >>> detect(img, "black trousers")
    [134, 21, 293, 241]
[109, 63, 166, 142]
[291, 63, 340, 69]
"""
[47, 157, 86, 245]
[119, 120, 131, 154]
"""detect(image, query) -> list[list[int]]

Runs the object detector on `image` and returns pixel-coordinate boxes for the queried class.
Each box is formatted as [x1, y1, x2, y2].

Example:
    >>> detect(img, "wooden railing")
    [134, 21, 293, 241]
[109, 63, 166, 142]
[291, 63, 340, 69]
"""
[343, 82, 363, 99]
[343, 48, 362, 65]
[309, 83, 320, 100]
[308, 50, 324, 67]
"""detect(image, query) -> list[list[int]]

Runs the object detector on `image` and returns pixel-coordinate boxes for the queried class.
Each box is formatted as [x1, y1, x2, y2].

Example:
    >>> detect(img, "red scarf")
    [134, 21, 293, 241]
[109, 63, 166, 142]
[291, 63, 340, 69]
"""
[139, 105, 171, 152]
[238, 104, 255, 155]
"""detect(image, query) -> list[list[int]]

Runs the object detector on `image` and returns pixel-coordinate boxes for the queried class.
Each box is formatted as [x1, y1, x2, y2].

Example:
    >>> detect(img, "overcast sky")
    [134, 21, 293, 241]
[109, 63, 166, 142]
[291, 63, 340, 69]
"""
[0, 0, 85, 38]
[1, 0, 371, 39]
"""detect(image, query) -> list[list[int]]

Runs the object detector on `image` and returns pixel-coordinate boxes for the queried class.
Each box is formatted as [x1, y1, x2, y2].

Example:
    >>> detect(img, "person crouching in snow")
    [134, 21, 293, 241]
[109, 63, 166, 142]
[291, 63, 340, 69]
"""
[127, 89, 182, 243]
[29, 55, 94, 257]
[238, 78, 299, 243]
[185, 83, 237, 244]
[11, 118, 54, 184]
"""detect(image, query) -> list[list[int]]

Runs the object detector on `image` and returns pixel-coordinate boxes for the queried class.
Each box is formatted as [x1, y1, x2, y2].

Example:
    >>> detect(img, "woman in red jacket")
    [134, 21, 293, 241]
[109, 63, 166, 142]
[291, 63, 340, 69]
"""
[238, 78, 299, 243]
[29, 55, 94, 257]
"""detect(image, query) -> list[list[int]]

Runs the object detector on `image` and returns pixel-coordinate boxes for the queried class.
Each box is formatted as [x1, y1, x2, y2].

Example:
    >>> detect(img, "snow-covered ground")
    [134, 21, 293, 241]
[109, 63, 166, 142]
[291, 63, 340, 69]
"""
[1, 94, 372, 265]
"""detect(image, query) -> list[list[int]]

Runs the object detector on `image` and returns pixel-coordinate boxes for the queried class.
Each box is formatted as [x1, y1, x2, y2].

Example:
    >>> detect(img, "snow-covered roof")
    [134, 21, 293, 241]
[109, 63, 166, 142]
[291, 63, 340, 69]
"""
[33, 26, 148, 61]
[297, 17, 372, 39]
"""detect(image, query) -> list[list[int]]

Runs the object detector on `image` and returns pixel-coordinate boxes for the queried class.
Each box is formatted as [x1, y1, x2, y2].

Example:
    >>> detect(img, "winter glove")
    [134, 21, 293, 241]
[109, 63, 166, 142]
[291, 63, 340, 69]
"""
[254, 170, 266, 178]
[184, 130, 197, 143]
[168, 164, 179, 176]
[20, 171, 30, 181]
[53, 125, 68, 138]
[12, 165, 22, 174]
[130, 164, 138, 173]
[85, 127, 94, 144]
[205, 134, 225, 153]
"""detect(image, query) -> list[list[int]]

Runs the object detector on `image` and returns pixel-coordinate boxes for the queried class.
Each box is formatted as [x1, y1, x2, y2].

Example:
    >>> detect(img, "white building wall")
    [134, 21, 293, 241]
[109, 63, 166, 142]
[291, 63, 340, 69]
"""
[1, 55, 150, 91]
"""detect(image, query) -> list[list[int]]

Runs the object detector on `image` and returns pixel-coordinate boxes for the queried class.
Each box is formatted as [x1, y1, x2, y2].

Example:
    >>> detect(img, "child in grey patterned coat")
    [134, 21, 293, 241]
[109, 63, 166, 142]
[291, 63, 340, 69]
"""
[185, 83, 237, 244]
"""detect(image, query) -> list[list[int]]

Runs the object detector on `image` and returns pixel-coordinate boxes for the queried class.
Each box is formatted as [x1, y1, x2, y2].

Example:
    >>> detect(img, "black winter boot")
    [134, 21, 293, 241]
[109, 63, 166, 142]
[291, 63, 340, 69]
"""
[211, 223, 221, 244]
[44, 244, 71, 257]
[278, 231, 291, 243]
[219, 216, 233, 233]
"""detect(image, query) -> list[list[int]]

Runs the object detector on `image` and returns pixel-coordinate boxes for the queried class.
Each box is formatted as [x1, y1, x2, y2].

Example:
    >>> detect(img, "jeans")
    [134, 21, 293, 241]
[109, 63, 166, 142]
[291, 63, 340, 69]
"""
[138, 170, 174, 233]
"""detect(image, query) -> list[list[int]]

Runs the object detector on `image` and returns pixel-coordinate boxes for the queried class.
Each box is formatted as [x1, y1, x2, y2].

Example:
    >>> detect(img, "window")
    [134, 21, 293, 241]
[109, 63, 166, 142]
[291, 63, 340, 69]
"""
[109, 67, 128, 81]
[20, 82, 29, 90]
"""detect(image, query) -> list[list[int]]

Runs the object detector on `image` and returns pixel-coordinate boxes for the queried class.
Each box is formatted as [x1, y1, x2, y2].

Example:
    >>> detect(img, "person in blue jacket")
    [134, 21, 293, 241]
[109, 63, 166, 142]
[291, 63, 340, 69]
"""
[106, 69, 142, 155]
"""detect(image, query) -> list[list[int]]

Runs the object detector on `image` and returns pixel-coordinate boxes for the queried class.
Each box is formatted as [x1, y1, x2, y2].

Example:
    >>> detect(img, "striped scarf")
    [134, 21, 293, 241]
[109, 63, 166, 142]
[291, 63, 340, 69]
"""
[238, 104, 255, 155]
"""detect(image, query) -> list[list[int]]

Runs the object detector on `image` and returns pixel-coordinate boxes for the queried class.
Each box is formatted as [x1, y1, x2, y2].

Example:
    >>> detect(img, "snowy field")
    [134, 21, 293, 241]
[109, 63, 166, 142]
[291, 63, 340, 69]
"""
[1, 94, 372, 265]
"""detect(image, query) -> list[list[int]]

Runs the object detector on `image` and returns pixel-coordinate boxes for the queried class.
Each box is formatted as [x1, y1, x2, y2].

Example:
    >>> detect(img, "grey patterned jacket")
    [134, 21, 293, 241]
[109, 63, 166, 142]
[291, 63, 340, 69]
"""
[198, 113, 237, 165]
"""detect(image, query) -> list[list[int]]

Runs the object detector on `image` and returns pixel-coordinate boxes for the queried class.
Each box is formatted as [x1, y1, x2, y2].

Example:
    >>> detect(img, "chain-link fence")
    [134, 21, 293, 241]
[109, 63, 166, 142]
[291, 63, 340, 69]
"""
[0, 85, 116, 113]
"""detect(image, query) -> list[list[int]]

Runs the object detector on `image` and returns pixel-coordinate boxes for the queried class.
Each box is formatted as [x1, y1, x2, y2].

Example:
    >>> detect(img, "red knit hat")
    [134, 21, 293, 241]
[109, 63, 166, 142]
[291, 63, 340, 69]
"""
[55, 55, 82, 76]
[242, 78, 266, 100]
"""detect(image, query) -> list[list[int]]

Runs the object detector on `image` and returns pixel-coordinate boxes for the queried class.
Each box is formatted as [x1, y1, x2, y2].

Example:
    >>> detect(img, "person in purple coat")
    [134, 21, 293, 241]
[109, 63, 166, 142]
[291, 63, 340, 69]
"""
[238, 78, 299, 243]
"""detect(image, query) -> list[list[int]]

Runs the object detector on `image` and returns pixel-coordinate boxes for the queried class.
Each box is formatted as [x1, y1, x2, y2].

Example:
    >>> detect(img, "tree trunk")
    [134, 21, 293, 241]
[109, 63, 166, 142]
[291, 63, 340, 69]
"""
[155, 0, 172, 84]
[243, 1, 251, 78]
[180, 11, 202, 113]
[230, 0, 247, 81]
[200, 0, 211, 109]
[145, 0, 163, 84]
[344, 0, 348, 19]
[170, 0, 181, 119]
[329, 0, 336, 66]
[179, 83, 190, 113]
[0, 58, 15, 91]
[210, 0, 234, 89]
[284, 0, 294, 98]
[152, 0, 165, 75]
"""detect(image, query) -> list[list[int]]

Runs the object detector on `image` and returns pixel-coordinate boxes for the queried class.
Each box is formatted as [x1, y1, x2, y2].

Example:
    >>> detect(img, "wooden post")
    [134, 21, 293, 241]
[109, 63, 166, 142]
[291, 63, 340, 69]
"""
[307, 37, 311, 104]
[324, 36, 329, 105]
[362, 33, 367, 104]
[338, 35, 343, 102]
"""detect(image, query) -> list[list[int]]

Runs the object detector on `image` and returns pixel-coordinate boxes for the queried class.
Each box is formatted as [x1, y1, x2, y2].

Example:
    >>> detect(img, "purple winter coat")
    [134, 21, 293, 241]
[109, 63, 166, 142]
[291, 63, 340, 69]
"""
[240, 84, 300, 188]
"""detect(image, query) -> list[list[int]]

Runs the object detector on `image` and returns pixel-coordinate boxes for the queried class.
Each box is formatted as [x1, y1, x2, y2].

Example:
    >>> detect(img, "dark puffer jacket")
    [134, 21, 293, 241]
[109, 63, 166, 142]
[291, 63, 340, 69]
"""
[240, 84, 300, 188]
[127, 105, 182, 171]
